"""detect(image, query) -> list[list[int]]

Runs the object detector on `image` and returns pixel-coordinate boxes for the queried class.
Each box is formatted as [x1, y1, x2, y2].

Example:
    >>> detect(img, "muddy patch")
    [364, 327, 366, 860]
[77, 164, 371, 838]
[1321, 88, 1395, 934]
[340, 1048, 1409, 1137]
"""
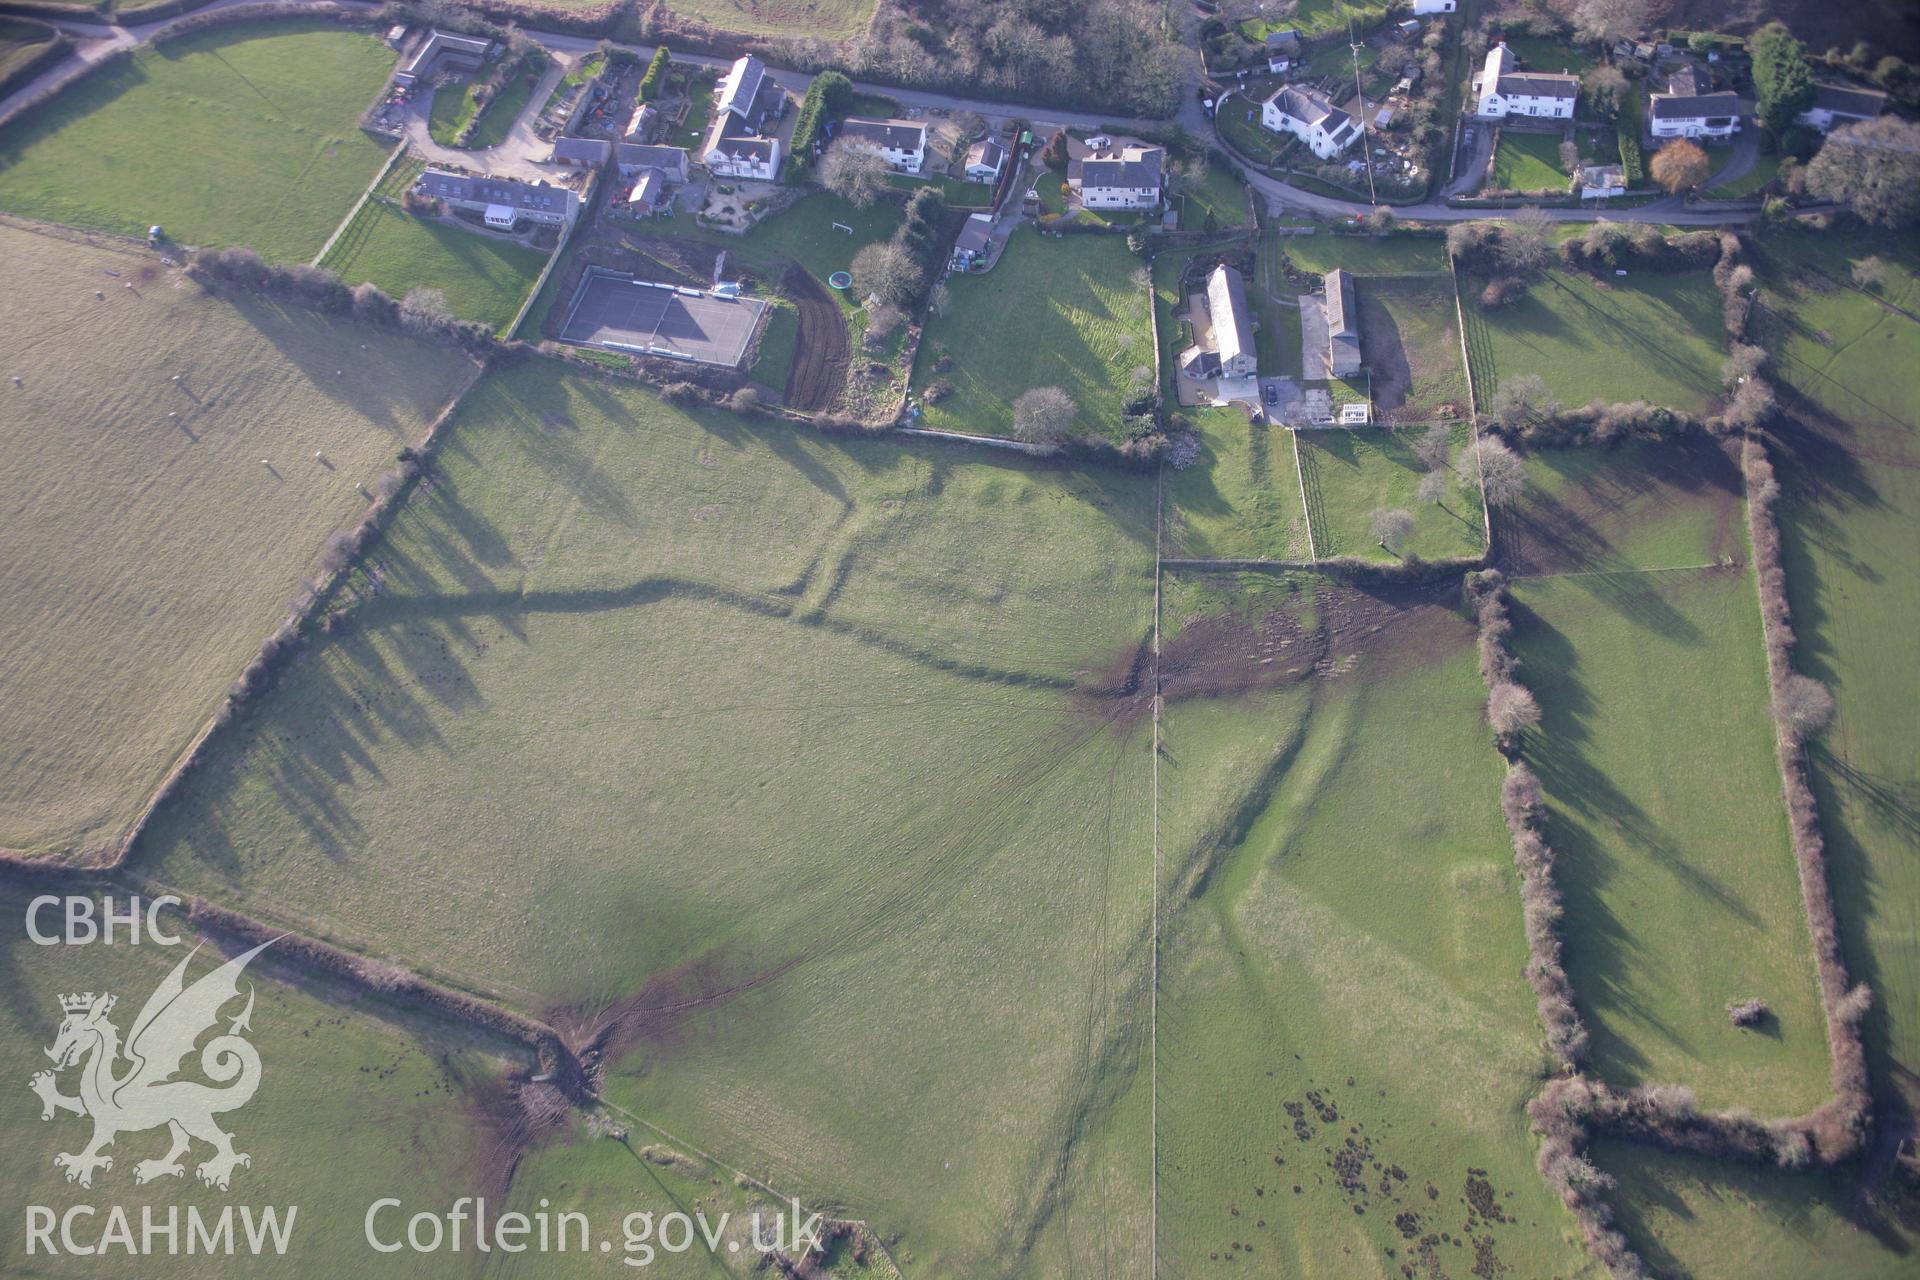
[461, 1069, 573, 1202]
[545, 949, 801, 1072]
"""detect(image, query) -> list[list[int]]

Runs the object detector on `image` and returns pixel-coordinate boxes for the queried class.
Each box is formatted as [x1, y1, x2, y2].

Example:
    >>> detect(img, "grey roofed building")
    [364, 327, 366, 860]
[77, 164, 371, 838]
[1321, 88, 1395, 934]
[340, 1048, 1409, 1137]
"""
[716, 55, 766, 119]
[707, 132, 777, 165]
[1264, 29, 1301, 52]
[551, 136, 611, 166]
[417, 169, 579, 228]
[964, 137, 1007, 178]
[1799, 81, 1889, 130]
[1497, 72, 1578, 99]
[1649, 92, 1741, 120]
[626, 169, 664, 211]
[949, 212, 995, 268]
[394, 29, 492, 87]
[1666, 65, 1706, 96]
[1079, 147, 1164, 193]
[614, 143, 690, 181]
[1325, 269, 1362, 377]
[838, 117, 926, 152]
[1206, 265, 1257, 379]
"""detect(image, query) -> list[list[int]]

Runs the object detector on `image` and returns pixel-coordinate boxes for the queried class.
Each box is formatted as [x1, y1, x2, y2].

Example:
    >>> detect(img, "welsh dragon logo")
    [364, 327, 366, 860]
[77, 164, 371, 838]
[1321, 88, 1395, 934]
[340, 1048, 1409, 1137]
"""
[30, 940, 273, 1191]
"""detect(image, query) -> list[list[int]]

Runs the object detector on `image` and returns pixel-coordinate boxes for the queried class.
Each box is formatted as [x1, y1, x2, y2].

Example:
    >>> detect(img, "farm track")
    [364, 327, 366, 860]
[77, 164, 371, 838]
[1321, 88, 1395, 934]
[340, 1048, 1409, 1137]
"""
[781, 262, 846, 413]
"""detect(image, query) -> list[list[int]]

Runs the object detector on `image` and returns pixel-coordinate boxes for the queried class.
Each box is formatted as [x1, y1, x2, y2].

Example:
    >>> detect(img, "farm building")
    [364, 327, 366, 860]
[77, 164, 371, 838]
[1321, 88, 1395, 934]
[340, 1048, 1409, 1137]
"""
[1178, 264, 1258, 382]
[1474, 43, 1577, 119]
[1072, 144, 1165, 209]
[1325, 269, 1361, 377]
[949, 213, 996, 270]
[1263, 85, 1361, 159]
[836, 117, 928, 174]
[416, 170, 580, 230]
[623, 103, 658, 143]
[964, 138, 1008, 182]
[1649, 66, 1742, 139]
[393, 29, 492, 89]
[715, 54, 767, 121]
[1797, 82, 1888, 133]
[1265, 29, 1302, 74]
[551, 137, 611, 167]
[615, 143, 690, 182]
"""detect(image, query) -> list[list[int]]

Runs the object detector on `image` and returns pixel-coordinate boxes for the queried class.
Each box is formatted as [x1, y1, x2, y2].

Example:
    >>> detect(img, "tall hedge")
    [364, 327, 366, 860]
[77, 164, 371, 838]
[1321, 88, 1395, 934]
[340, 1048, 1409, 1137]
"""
[1617, 92, 1645, 184]
[789, 69, 851, 173]
[637, 45, 669, 101]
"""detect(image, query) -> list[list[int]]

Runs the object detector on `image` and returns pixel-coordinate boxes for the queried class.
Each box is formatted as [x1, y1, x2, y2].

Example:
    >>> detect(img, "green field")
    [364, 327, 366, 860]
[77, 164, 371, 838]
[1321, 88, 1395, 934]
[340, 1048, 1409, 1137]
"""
[0, 22, 396, 262]
[1155, 571, 1591, 1277]
[913, 228, 1155, 443]
[1297, 426, 1485, 562]
[747, 297, 799, 392]
[1461, 268, 1728, 414]
[1239, 0, 1392, 41]
[1272, 227, 1451, 275]
[1176, 156, 1252, 230]
[1509, 465, 1833, 1114]
[1164, 408, 1312, 562]
[658, 0, 877, 39]
[1356, 275, 1470, 421]
[0, 15, 62, 86]
[0, 223, 475, 861]
[427, 59, 543, 150]
[322, 199, 548, 331]
[1491, 131, 1570, 192]
[130, 358, 1160, 1275]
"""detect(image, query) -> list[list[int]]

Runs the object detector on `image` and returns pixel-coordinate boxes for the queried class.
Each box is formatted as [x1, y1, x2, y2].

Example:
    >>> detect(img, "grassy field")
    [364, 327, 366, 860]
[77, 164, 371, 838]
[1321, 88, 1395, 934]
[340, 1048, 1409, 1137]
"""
[130, 358, 1160, 1275]
[1164, 408, 1312, 562]
[0, 887, 566, 1279]
[1355, 275, 1470, 421]
[321, 199, 548, 332]
[1298, 426, 1486, 562]
[655, 0, 876, 39]
[1155, 571, 1592, 1277]
[0, 15, 62, 85]
[1239, 0, 1393, 40]
[1176, 157, 1252, 230]
[1271, 227, 1451, 275]
[1704, 151, 1782, 199]
[1505, 442, 1834, 1114]
[747, 296, 799, 392]
[1461, 268, 1728, 414]
[0, 22, 396, 262]
[1491, 131, 1570, 192]
[0, 224, 474, 860]
[913, 227, 1156, 444]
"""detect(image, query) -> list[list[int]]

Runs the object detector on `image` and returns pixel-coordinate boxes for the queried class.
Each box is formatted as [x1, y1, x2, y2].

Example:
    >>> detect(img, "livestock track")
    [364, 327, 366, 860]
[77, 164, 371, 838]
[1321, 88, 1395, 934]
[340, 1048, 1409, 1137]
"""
[780, 263, 848, 413]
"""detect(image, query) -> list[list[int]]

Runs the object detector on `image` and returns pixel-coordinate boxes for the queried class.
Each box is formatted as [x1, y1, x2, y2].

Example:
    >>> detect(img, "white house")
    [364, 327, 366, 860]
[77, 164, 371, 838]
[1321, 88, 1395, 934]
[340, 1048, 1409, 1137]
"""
[964, 138, 1007, 183]
[702, 128, 781, 180]
[1796, 82, 1888, 133]
[1262, 85, 1361, 160]
[1073, 145, 1164, 209]
[715, 55, 766, 121]
[1412, 0, 1456, 13]
[836, 117, 928, 174]
[1264, 29, 1301, 74]
[1474, 43, 1578, 119]
[415, 170, 579, 230]
[1648, 68, 1741, 139]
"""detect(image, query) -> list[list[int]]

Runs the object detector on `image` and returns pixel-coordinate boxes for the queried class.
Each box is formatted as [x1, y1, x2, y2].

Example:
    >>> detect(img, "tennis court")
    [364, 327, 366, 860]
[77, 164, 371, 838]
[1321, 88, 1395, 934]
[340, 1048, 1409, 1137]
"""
[559, 268, 767, 367]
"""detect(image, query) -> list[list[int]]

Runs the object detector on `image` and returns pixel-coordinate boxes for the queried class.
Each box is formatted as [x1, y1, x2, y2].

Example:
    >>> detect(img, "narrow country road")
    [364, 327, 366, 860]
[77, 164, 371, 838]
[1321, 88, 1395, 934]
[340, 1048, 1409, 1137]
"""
[3, 0, 1783, 227]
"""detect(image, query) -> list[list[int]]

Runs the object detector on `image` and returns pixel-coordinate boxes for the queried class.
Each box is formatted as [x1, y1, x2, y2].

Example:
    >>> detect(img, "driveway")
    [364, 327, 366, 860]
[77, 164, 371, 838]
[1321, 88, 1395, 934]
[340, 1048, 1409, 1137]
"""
[1704, 128, 1760, 192]
[1445, 119, 1492, 197]
[400, 54, 573, 182]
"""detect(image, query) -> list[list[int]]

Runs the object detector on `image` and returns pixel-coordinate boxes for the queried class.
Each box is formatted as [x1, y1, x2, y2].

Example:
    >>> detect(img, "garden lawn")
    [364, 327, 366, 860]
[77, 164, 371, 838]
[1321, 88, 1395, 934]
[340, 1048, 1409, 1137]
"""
[1155, 571, 1590, 1278]
[1163, 408, 1312, 561]
[1296, 425, 1486, 561]
[1238, 0, 1392, 39]
[1461, 268, 1727, 414]
[131, 358, 1160, 1277]
[657, 0, 875, 39]
[1177, 158, 1252, 229]
[0, 22, 395, 261]
[1704, 151, 1781, 199]
[914, 227, 1155, 444]
[1513, 562, 1832, 1114]
[321, 200, 548, 331]
[1270, 225, 1450, 274]
[467, 64, 542, 149]
[1215, 92, 1281, 167]
[1491, 131, 1570, 192]
[0, 223, 474, 860]
[427, 75, 478, 146]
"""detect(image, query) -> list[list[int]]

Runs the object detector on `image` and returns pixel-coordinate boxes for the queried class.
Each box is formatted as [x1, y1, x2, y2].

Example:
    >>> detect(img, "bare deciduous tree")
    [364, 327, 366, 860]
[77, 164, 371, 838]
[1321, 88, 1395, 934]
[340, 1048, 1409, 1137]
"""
[1571, 0, 1648, 44]
[1412, 422, 1453, 469]
[1011, 386, 1078, 446]
[1417, 468, 1449, 505]
[819, 139, 891, 207]
[1371, 507, 1416, 554]
[1805, 117, 1920, 227]
[398, 287, 453, 334]
[1583, 63, 1629, 110]
[1487, 373, 1558, 430]
[851, 242, 924, 309]
[1651, 138, 1712, 193]
[1777, 672, 1835, 737]
[1722, 342, 1767, 388]
[1497, 206, 1555, 276]
[1463, 435, 1528, 506]
[1488, 680, 1542, 737]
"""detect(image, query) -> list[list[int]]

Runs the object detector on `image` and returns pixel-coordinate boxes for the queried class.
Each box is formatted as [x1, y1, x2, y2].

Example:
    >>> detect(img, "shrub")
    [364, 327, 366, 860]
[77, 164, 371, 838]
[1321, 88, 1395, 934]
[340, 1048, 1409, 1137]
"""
[1011, 386, 1077, 446]
[637, 45, 669, 101]
[788, 70, 851, 172]
[1728, 997, 1770, 1027]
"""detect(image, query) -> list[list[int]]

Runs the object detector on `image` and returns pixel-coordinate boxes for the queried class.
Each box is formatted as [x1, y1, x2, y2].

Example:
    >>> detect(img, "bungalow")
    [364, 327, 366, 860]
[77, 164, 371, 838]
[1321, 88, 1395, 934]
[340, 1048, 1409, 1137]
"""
[415, 170, 579, 230]
[1265, 29, 1302, 74]
[1325, 269, 1362, 377]
[1412, 0, 1456, 12]
[1073, 144, 1165, 209]
[1178, 264, 1258, 381]
[1262, 84, 1361, 160]
[615, 143, 690, 182]
[551, 136, 611, 167]
[836, 117, 928, 174]
[949, 213, 996, 270]
[393, 29, 492, 89]
[1797, 82, 1889, 133]
[1648, 67, 1741, 139]
[963, 137, 1008, 183]
[1577, 162, 1626, 199]
[1474, 43, 1578, 120]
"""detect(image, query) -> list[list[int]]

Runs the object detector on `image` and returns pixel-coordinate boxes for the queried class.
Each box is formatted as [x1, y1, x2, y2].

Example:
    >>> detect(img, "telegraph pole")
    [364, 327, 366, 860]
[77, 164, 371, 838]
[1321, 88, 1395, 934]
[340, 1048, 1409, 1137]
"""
[1350, 19, 1379, 208]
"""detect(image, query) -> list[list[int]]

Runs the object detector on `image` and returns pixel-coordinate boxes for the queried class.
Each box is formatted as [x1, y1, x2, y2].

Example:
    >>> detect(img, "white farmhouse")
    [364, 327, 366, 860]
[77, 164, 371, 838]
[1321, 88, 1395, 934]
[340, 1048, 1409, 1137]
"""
[1073, 145, 1165, 210]
[1796, 82, 1888, 133]
[1647, 67, 1742, 140]
[1262, 85, 1361, 160]
[1474, 43, 1578, 120]
[963, 138, 1008, 183]
[701, 54, 783, 180]
[836, 117, 928, 174]
[1412, 0, 1457, 13]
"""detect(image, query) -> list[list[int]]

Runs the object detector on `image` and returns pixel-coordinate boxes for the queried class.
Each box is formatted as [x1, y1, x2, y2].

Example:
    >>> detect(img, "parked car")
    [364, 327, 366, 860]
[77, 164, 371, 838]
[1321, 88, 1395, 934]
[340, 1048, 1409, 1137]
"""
[1264, 384, 1279, 405]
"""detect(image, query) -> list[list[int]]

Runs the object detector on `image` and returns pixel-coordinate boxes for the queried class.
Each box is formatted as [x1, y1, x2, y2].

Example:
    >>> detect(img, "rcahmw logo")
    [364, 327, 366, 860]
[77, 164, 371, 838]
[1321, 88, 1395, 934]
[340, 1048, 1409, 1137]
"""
[24, 940, 298, 1257]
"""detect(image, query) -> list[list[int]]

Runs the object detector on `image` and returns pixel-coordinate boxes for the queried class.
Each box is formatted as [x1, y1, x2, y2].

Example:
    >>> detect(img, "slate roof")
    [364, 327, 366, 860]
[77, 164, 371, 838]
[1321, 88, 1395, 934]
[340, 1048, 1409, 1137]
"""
[1080, 146, 1164, 191]
[1264, 29, 1301, 51]
[1266, 84, 1345, 128]
[551, 136, 611, 165]
[716, 55, 765, 119]
[952, 212, 994, 255]
[418, 170, 574, 216]
[1809, 82, 1888, 119]
[1325, 269, 1357, 338]
[1206, 265, 1256, 369]
[1496, 71, 1579, 99]
[1649, 91, 1740, 120]
[965, 138, 1007, 172]
[839, 117, 926, 152]
[614, 143, 689, 180]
